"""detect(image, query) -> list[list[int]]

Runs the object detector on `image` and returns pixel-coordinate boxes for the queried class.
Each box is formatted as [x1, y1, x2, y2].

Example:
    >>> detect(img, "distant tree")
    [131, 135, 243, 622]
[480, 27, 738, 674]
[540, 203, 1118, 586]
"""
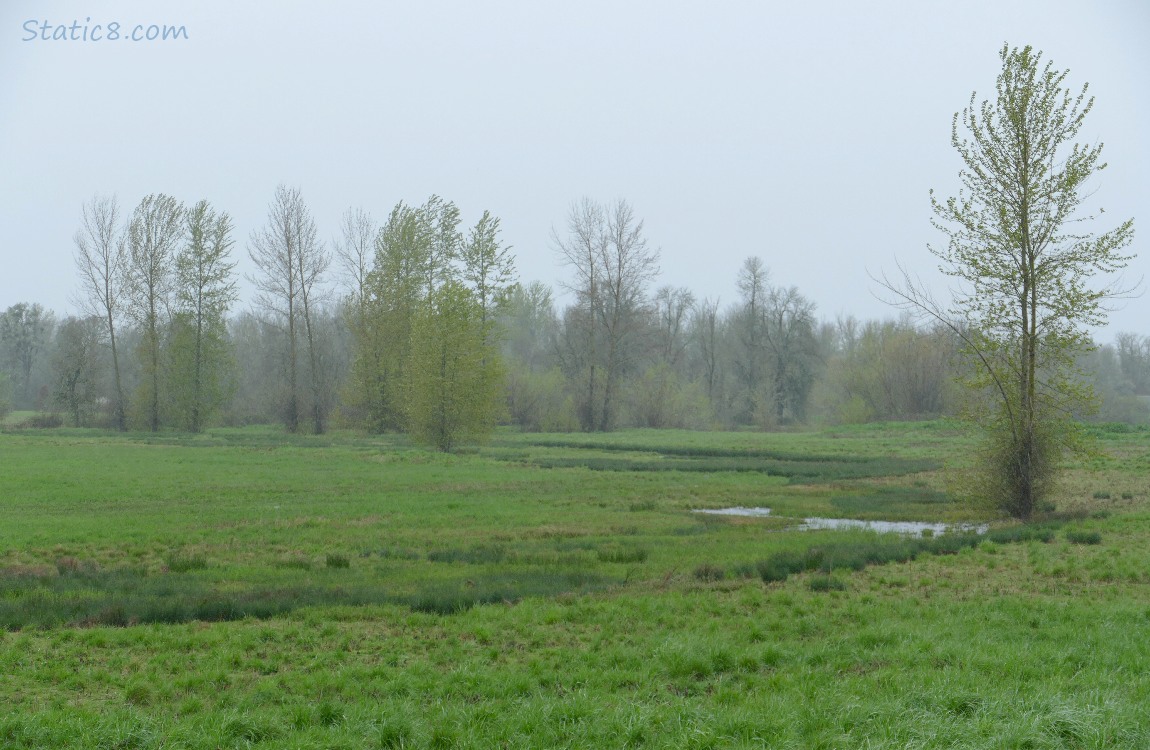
[730, 257, 770, 425]
[879, 45, 1135, 518]
[0, 303, 55, 410]
[347, 201, 432, 432]
[761, 284, 820, 423]
[52, 316, 103, 426]
[73, 194, 129, 429]
[652, 286, 695, 373]
[691, 296, 722, 408]
[170, 200, 238, 432]
[460, 210, 517, 332]
[125, 194, 184, 431]
[1114, 332, 1150, 396]
[555, 198, 660, 431]
[0, 371, 10, 420]
[332, 207, 377, 310]
[405, 281, 503, 450]
[248, 185, 330, 433]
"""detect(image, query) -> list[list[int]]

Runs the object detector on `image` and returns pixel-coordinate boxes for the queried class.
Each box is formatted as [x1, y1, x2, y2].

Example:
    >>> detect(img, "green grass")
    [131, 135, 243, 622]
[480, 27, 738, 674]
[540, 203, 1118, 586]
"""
[1, 421, 1149, 747]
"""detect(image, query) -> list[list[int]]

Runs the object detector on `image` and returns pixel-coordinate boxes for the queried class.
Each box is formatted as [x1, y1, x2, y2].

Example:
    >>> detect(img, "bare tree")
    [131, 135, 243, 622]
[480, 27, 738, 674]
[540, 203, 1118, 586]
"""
[554, 198, 607, 430]
[248, 185, 330, 433]
[652, 285, 695, 371]
[73, 194, 128, 429]
[555, 198, 659, 431]
[692, 296, 722, 405]
[332, 207, 377, 309]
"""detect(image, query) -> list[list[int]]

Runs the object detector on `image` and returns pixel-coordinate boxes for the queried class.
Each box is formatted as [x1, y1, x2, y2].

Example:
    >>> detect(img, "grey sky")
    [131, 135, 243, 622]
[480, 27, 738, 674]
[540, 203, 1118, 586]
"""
[2, 0, 1146, 339]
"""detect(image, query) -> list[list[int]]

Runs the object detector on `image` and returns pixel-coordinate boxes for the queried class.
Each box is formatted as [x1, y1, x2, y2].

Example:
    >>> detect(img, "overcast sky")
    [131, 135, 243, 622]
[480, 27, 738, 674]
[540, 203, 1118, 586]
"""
[2, 0, 1146, 340]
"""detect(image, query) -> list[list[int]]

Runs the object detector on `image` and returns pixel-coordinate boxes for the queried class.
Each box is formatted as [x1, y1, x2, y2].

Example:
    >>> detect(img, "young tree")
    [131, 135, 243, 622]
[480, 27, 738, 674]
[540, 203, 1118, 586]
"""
[881, 45, 1135, 518]
[405, 281, 503, 450]
[126, 194, 184, 431]
[73, 194, 129, 429]
[171, 200, 238, 432]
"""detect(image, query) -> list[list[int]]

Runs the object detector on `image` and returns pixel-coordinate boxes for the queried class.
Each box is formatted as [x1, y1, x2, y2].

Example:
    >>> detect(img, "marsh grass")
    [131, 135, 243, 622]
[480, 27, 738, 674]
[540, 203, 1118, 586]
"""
[1, 422, 1148, 747]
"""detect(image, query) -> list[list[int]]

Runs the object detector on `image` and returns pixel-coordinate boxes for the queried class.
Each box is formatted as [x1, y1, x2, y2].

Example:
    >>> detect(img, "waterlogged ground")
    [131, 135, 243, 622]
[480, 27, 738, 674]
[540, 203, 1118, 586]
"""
[1, 422, 1149, 748]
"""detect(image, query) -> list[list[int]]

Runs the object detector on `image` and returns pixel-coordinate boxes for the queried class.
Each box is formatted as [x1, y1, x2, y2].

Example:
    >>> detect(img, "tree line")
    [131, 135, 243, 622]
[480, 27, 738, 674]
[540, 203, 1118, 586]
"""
[1, 192, 1147, 439]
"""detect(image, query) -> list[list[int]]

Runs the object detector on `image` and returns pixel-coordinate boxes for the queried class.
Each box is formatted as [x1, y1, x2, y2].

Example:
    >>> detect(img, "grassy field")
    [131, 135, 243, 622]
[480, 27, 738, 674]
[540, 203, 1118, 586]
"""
[1, 421, 1148, 748]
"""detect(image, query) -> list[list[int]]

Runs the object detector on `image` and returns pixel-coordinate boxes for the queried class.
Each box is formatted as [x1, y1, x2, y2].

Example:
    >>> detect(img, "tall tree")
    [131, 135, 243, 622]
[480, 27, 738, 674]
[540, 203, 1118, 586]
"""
[460, 210, 517, 332]
[731, 256, 769, 425]
[248, 185, 330, 433]
[171, 200, 238, 431]
[126, 193, 184, 431]
[761, 284, 819, 423]
[652, 286, 695, 372]
[347, 201, 432, 432]
[554, 198, 659, 431]
[880, 45, 1135, 518]
[73, 194, 129, 429]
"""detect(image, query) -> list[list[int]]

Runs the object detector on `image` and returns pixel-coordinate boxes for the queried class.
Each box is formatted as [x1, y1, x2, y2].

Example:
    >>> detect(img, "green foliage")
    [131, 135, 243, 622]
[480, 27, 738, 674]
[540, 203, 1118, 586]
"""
[893, 45, 1136, 519]
[167, 200, 238, 432]
[406, 281, 503, 451]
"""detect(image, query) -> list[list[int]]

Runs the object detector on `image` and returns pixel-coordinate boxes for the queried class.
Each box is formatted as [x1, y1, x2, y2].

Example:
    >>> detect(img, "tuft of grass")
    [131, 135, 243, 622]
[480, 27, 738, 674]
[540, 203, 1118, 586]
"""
[325, 553, 350, 569]
[274, 556, 312, 570]
[166, 552, 208, 573]
[808, 575, 847, 592]
[597, 545, 649, 564]
[693, 563, 726, 582]
[427, 545, 507, 564]
[1066, 530, 1102, 545]
[1093, 491, 1111, 500]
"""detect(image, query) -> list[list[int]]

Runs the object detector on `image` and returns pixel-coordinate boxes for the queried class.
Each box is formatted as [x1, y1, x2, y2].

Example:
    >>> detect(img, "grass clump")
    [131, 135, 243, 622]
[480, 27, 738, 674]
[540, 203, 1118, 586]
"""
[693, 563, 726, 582]
[166, 552, 208, 573]
[1066, 530, 1102, 545]
[324, 553, 350, 569]
[597, 545, 649, 564]
[1093, 491, 1111, 500]
[808, 575, 847, 592]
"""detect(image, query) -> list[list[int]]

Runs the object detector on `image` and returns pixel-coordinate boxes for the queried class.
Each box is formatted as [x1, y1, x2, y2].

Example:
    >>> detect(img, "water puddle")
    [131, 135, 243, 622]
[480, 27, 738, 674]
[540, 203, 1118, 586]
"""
[693, 508, 987, 537]
[693, 506, 775, 517]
